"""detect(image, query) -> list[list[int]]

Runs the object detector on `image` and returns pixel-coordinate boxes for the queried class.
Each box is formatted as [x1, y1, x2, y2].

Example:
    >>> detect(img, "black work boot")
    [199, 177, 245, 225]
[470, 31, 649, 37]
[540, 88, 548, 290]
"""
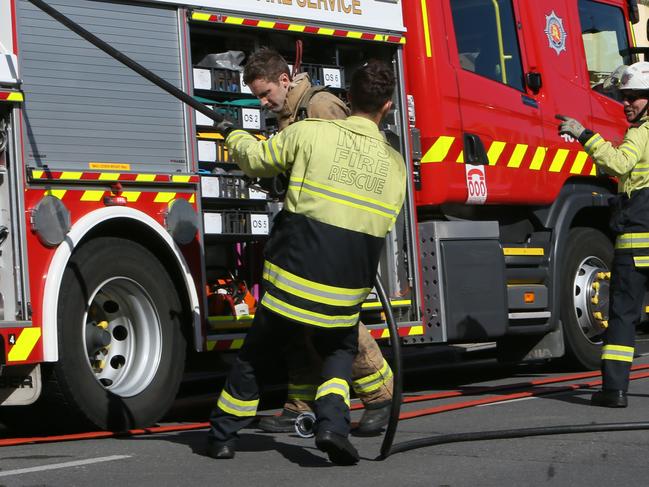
[257, 409, 300, 433]
[315, 430, 360, 466]
[352, 401, 391, 436]
[591, 389, 628, 408]
[206, 440, 236, 459]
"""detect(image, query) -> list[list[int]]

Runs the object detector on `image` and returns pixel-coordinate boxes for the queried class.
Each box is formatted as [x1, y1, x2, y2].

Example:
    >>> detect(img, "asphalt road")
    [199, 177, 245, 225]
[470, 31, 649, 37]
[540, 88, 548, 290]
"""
[4, 347, 649, 486]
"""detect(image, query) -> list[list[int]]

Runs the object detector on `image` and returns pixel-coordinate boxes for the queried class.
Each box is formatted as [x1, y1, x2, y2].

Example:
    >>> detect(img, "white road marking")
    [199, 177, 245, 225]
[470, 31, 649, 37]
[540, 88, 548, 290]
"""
[0, 455, 131, 477]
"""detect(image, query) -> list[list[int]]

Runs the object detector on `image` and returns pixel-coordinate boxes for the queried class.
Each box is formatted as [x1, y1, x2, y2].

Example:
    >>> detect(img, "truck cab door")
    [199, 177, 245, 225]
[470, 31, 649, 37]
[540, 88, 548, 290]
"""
[577, 0, 633, 144]
[446, 0, 544, 205]
[520, 1, 593, 168]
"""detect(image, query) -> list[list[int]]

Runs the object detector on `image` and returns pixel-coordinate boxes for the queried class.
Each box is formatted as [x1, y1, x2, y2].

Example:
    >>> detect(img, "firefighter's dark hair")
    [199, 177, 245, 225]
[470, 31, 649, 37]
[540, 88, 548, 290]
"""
[243, 48, 291, 85]
[349, 60, 395, 113]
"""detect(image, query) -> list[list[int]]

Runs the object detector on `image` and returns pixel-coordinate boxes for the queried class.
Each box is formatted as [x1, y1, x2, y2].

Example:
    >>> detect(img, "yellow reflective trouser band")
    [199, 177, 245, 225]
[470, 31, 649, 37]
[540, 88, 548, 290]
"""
[601, 344, 634, 363]
[287, 384, 317, 401]
[353, 359, 393, 394]
[634, 256, 649, 267]
[615, 232, 649, 249]
[263, 261, 369, 307]
[261, 293, 359, 328]
[315, 378, 350, 407]
[217, 389, 259, 417]
[289, 176, 400, 222]
[584, 133, 604, 153]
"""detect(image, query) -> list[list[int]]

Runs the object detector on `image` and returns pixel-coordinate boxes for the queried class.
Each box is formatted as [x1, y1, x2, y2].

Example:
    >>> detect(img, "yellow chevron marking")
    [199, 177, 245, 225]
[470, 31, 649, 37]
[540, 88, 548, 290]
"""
[258, 20, 275, 29]
[529, 147, 547, 170]
[192, 12, 211, 21]
[224, 16, 245, 25]
[409, 326, 424, 335]
[318, 28, 335, 35]
[288, 24, 306, 32]
[60, 172, 83, 180]
[422, 136, 455, 163]
[172, 175, 192, 183]
[374, 34, 384, 41]
[136, 174, 156, 182]
[503, 248, 545, 256]
[549, 148, 569, 172]
[8, 328, 41, 362]
[81, 190, 105, 202]
[590, 165, 597, 176]
[121, 191, 141, 202]
[32, 170, 44, 179]
[399, 37, 406, 44]
[189, 194, 196, 204]
[507, 144, 528, 168]
[232, 339, 244, 349]
[6, 92, 24, 102]
[45, 189, 67, 199]
[347, 31, 363, 39]
[570, 151, 589, 174]
[456, 151, 464, 163]
[154, 192, 176, 203]
[381, 329, 390, 338]
[488, 141, 506, 166]
[206, 340, 217, 351]
[98, 173, 121, 181]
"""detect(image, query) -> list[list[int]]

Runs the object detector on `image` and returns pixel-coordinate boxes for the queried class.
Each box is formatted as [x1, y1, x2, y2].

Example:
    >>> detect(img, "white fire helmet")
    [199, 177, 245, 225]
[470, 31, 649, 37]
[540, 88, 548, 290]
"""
[619, 61, 649, 91]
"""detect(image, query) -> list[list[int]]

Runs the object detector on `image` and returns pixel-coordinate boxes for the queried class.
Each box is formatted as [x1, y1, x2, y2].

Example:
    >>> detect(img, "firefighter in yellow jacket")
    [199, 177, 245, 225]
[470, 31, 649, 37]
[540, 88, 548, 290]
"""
[242, 48, 395, 435]
[206, 60, 406, 465]
[558, 61, 649, 408]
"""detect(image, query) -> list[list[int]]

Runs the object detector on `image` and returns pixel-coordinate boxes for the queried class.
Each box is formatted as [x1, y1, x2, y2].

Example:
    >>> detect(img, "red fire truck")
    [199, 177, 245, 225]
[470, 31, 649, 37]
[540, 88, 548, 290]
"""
[0, 0, 642, 431]
[402, 0, 642, 368]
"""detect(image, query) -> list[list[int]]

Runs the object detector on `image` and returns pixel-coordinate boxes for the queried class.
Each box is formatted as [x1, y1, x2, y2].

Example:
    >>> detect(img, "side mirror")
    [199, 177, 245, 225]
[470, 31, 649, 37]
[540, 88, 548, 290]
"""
[525, 72, 542, 94]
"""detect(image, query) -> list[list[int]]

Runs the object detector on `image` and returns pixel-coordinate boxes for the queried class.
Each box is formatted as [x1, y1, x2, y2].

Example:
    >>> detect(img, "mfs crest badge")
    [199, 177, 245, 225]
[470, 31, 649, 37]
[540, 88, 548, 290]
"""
[544, 11, 567, 55]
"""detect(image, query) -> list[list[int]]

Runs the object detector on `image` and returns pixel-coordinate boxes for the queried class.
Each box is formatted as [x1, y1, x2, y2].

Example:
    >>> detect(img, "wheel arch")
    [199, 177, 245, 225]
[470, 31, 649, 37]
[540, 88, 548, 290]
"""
[41, 206, 201, 362]
[535, 178, 615, 331]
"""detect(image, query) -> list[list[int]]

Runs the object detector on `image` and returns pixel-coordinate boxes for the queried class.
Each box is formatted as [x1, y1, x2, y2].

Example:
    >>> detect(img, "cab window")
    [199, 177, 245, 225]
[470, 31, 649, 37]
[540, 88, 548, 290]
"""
[450, 0, 524, 91]
[578, 0, 632, 97]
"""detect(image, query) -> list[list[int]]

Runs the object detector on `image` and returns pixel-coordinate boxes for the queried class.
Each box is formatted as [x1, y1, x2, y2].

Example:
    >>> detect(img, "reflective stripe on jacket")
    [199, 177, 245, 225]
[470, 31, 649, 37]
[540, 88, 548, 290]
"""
[226, 116, 406, 327]
[583, 118, 649, 264]
[583, 117, 649, 197]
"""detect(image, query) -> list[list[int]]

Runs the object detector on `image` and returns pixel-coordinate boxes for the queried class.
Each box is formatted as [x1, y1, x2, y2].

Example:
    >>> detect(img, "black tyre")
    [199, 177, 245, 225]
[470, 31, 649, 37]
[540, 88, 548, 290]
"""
[46, 236, 187, 430]
[560, 227, 613, 370]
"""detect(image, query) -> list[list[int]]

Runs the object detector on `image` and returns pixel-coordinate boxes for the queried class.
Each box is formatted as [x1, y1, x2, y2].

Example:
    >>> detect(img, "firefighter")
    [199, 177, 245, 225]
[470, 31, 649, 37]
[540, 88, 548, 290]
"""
[206, 60, 406, 465]
[557, 61, 649, 408]
[242, 48, 395, 435]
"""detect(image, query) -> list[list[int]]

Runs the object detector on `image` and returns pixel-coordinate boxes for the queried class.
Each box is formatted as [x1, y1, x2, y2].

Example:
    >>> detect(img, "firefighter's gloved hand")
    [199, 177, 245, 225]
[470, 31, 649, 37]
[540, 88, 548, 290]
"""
[556, 114, 586, 139]
[216, 118, 235, 137]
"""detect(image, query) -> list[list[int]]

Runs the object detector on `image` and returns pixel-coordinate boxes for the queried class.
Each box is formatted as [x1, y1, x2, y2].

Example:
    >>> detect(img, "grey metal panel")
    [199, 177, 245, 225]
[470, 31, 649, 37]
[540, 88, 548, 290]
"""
[17, 0, 187, 170]
[430, 220, 500, 240]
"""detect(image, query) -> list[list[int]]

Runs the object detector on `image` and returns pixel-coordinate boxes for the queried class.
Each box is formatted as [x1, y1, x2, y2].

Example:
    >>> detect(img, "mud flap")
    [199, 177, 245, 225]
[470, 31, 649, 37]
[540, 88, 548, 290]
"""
[496, 325, 566, 363]
[0, 364, 42, 405]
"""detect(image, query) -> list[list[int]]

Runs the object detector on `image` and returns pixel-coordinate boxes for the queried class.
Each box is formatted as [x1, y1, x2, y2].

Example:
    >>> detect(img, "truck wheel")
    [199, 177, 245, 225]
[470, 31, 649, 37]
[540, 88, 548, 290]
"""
[48, 236, 187, 430]
[560, 227, 612, 370]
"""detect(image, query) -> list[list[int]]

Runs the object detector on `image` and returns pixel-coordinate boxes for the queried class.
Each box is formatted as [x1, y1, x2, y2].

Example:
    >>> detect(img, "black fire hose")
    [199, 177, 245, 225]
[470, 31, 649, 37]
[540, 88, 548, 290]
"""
[374, 280, 649, 460]
[388, 421, 649, 456]
[374, 276, 402, 460]
[27, 0, 225, 126]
